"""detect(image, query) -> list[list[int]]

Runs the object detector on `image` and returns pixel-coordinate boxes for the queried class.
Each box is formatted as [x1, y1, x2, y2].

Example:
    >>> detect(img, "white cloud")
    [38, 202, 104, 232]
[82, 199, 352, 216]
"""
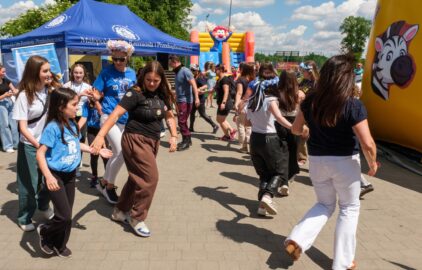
[290, 0, 377, 52]
[44, 0, 56, 5]
[0, 0, 58, 28]
[191, 3, 225, 17]
[0, 1, 38, 26]
[199, 0, 275, 8]
[188, 0, 377, 55]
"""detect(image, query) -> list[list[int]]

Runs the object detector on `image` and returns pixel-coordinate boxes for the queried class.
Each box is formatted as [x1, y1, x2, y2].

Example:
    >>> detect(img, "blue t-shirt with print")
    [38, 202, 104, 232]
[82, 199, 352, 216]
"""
[93, 65, 136, 125]
[175, 66, 194, 103]
[82, 102, 101, 129]
[39, 121, 82, 173]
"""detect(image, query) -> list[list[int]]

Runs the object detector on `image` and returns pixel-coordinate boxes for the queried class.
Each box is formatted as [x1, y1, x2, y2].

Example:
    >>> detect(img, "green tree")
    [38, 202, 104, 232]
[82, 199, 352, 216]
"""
[0, 0, 192, 40]
[339, 16, 372, 60]
[0, 0, 74, 37]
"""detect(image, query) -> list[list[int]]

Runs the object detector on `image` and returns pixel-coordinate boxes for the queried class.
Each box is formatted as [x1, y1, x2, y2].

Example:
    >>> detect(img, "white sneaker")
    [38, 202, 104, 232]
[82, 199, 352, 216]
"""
[40, 207, 55, 220]
[257, 206, 267, 216]
[160, 131, 166, 138]
[279, 185, 290, 196]
[111, 207, 129, 224]
[6, 148, 15, 153]
[19, 223, 35, 232]
[260, 195, 277, 215]
[130, 218, 151, 237]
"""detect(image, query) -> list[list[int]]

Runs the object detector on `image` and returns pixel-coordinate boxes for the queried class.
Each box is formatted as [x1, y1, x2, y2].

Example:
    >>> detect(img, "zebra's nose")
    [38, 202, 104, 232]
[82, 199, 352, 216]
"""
[391, 55, 414, 86]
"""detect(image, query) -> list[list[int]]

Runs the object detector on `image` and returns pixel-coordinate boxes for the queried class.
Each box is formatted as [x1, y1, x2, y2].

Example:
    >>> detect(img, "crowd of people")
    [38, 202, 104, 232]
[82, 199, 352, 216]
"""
[0, 39, 378, 269]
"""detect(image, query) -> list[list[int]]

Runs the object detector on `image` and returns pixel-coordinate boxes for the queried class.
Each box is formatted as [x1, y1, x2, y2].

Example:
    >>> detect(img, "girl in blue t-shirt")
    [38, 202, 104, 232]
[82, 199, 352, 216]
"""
[78, 99, 109, 187]
[36, 88, 112, 258]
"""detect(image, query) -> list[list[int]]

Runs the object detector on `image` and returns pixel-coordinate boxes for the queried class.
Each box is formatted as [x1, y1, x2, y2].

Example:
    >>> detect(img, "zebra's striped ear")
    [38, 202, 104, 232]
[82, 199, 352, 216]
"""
[375, 37, 383, 52]
[403, 24, 419, 42]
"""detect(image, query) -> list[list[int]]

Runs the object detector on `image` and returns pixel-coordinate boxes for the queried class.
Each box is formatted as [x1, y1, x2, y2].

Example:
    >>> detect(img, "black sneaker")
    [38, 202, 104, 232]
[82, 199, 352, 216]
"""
[212, 125, 219, 134]
[360, 184, 374, 199]
[89, 176, 98, 188]
[54, 247, 72, 258]
[102, 186, 119, 204]
[37, 224, 54, 255]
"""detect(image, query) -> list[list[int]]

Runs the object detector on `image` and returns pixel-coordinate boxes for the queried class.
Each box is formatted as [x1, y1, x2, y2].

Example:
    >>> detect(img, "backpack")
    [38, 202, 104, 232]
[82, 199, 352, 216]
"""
[228, 76, 237, 101]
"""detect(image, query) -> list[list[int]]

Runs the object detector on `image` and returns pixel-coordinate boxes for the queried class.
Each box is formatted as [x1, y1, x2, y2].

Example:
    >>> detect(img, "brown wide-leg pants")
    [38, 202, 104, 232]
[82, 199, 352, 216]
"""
[117, 132, 160, 222]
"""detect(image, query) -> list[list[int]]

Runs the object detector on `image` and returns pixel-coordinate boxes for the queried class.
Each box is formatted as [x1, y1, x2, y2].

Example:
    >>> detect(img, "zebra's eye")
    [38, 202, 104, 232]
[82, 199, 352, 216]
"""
[386, 51, 393, 61]
[400, 49, 406, 56]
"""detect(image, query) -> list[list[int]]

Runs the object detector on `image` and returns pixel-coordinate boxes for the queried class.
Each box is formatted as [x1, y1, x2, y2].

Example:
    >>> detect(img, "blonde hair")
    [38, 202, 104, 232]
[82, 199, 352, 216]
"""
[106, 40, 135, 56]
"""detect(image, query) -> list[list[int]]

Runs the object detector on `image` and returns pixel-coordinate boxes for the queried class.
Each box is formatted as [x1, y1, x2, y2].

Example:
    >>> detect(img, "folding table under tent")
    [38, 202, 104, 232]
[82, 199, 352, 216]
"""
[0, 0, 199, 83]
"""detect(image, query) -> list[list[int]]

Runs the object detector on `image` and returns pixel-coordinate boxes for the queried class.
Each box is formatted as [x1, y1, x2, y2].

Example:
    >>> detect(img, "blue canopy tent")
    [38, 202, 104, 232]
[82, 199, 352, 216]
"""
[0, 0, 199, 82]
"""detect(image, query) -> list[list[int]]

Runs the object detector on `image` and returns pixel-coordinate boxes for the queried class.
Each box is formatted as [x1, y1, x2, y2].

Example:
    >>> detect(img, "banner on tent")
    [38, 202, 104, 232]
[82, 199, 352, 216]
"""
[12, 43, 63, 81]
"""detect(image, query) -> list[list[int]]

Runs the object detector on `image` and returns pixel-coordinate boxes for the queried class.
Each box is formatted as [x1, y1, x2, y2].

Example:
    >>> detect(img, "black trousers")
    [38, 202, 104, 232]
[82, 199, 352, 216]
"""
[250, 132, 288, 200]
[190, 101, 217, 129]
[275, 117, 300, 180]
[41, 169, 75, 252]
[87, 127, 109, 177]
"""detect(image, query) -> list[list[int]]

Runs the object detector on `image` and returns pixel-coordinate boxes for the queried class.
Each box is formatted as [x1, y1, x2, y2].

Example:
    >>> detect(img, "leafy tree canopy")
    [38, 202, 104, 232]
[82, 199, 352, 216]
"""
[0, 0, 192, 40]
[339, 16, 372, 60]
[255, 52, 328, 69]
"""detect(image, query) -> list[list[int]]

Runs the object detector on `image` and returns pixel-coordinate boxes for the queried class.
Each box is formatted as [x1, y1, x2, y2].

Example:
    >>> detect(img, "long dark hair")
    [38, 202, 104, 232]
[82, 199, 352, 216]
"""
[240, 62, 255, 81]
[248, 63, 278, 112]
[46, 87, 80, 144]
[272, 70, 299, 112]
[18, 55, 49, 105]
[311, 54, 355, 127]
[135, 61, 175, 107]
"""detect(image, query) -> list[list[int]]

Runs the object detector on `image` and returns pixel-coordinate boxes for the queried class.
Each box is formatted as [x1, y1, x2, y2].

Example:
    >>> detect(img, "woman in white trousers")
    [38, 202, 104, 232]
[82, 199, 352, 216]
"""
[285, 54, 378, 270]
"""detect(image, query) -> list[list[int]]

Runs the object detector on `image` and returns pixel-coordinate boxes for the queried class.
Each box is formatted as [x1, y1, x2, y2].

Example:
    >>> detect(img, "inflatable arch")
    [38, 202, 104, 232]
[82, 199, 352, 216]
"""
[362, 0, 422, 153]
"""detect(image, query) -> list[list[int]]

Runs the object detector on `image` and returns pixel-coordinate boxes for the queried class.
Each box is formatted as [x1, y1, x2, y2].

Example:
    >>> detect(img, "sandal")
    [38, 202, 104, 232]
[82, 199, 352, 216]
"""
[285, 240, 301, 261]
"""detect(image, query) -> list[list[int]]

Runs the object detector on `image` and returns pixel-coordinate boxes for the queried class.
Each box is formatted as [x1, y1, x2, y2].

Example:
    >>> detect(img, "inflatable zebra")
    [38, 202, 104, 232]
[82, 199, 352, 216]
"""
[371, 21, 419, 100]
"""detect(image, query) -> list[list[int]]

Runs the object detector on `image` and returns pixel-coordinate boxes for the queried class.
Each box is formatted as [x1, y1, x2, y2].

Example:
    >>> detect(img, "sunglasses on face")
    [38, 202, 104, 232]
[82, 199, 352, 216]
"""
[112, 57, 127, 63]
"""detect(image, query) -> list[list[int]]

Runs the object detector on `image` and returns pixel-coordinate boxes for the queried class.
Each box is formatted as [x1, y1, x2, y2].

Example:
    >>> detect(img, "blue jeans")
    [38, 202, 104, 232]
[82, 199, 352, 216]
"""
[0, 99, 18, 150]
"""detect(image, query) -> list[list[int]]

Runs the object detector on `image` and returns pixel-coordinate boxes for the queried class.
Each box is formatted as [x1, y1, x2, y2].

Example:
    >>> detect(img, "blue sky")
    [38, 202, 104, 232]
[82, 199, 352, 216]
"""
[189, 0, 377, 54]
[1, 0, 377, 54]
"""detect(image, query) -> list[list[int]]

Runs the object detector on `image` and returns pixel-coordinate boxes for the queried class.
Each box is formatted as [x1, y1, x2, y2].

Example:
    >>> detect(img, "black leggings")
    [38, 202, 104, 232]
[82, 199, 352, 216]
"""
[250, 132, 288, 200]
[87, 127, 109, 177]
[190, 101, 217, 129]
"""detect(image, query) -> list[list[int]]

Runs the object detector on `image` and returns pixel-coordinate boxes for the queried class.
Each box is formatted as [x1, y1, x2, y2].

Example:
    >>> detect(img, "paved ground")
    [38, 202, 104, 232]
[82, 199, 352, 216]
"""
[0, 111, 421, 269]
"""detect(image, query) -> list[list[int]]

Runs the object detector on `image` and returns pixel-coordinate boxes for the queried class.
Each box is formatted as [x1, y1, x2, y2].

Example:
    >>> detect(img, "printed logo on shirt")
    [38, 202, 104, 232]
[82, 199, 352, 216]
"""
[60, 135, 79, 165]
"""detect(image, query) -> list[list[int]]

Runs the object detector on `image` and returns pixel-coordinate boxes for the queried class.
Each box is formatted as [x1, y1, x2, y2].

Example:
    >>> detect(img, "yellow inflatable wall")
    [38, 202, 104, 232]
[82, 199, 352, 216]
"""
[197, 32, 246, 53]
[362, 0, 422, 153]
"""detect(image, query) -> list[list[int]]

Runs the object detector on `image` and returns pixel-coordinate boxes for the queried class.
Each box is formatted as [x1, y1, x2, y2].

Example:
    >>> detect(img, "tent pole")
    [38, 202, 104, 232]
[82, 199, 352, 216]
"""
[65, 47, 70, 82]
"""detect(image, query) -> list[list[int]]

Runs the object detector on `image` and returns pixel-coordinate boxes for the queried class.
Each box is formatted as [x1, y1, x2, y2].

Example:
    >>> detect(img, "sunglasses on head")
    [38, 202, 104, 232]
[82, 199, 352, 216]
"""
[112, 57, 127, 62]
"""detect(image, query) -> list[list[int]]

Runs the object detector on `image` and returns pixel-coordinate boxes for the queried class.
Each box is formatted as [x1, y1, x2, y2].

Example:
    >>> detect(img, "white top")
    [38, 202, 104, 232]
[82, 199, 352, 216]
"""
[13, 88, 48, 144]
[247, 96, 278, 134]
[63, 81, 91, 117]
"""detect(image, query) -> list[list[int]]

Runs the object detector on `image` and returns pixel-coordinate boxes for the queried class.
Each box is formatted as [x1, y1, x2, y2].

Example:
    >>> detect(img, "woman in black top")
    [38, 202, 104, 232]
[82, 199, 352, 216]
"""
[91, 61, 177, 237]
[0, 64, 19, 152]
[189, 64, 218, 133]
[284, 55, 378, 270]
[274, 70, 306, 196]
[215, 64, 236, 141]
